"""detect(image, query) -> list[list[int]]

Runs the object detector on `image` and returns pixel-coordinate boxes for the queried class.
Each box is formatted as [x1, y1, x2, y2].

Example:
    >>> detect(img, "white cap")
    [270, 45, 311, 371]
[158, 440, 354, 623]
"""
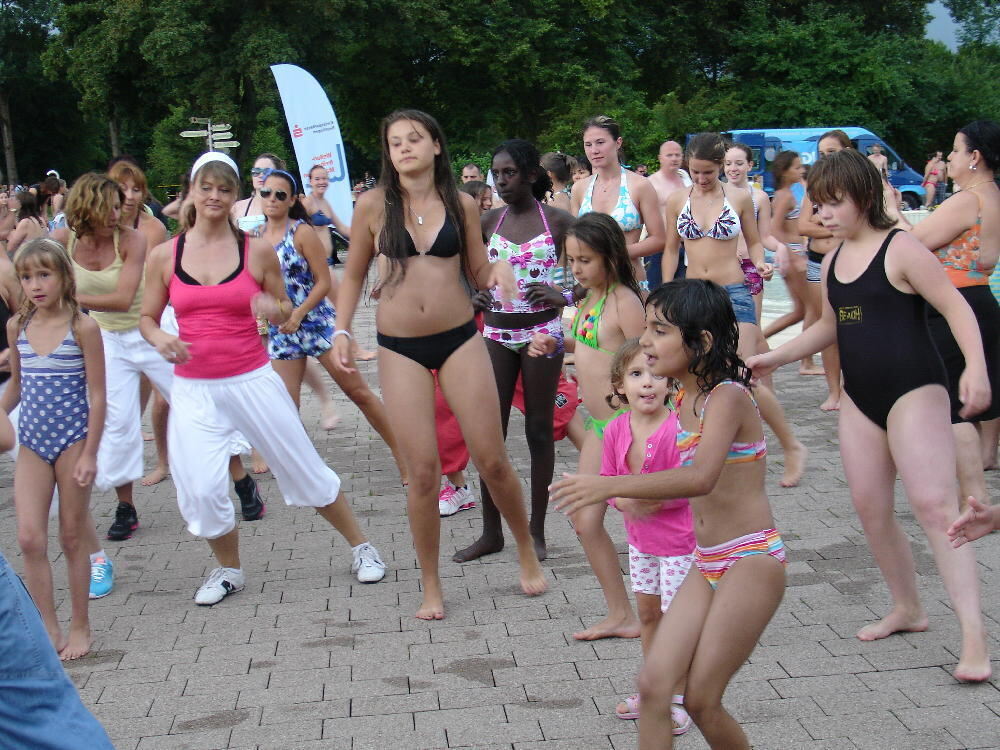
[45, 169, 60, 179]
[190, 152, 239, 180]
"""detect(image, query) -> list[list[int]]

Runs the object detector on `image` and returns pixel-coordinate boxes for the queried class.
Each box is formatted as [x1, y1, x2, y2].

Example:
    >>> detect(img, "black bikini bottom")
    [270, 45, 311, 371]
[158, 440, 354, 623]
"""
[377, 319, 478, 371]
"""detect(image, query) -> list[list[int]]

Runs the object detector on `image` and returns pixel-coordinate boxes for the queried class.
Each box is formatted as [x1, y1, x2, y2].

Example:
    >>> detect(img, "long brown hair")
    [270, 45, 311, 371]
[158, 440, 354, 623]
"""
[377, 110, 468, 287]
[13, 237, 82, 335]
[566, 212, 642, 301]
[807, 149, 895, 231]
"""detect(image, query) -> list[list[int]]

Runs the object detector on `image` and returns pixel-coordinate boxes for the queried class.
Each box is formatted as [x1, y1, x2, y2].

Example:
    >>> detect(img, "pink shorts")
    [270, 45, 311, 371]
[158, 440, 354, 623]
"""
[628, 546, 694, 611]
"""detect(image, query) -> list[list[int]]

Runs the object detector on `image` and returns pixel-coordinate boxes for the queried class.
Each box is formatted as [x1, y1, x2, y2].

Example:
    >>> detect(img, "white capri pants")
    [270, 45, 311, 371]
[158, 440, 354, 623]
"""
[169, 364, 340, 539]
[95, 327, 174, 492]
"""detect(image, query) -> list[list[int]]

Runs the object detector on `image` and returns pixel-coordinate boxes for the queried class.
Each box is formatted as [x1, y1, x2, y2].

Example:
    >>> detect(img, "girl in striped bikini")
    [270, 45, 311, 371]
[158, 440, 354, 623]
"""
[551, 279, 785, 750]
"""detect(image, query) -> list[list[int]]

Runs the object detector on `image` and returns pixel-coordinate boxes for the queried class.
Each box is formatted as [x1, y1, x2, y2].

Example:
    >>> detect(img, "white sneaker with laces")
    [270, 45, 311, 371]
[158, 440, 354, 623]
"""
[351, 542, 386, 583]
[194, 567, 245, 606]
[439, 481, 476, 517]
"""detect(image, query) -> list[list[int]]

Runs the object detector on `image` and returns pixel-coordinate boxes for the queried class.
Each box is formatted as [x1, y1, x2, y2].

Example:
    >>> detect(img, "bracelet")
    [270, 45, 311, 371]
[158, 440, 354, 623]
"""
[560, 288, 575, 307]
[546, 331, 565, 358]
[333, 329, 353, 341]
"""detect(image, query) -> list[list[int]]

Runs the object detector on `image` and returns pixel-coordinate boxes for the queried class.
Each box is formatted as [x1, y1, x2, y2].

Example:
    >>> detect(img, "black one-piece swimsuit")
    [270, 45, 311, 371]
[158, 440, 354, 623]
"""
[826, 229, 947, 429]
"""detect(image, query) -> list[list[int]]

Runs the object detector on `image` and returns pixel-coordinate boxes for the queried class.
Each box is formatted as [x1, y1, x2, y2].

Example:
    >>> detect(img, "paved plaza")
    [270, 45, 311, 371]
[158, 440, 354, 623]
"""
[1, 291, 999, 750]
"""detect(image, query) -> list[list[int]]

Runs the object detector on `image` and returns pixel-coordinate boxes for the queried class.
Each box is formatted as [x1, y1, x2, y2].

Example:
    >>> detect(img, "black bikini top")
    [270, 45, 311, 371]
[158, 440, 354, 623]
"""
[405, 213, 460, 258]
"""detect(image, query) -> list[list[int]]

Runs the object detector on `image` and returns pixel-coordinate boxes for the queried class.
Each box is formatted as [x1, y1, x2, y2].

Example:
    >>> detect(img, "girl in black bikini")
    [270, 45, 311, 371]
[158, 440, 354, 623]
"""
[332, 109, 547, 620]
[748, 149, 992, 683]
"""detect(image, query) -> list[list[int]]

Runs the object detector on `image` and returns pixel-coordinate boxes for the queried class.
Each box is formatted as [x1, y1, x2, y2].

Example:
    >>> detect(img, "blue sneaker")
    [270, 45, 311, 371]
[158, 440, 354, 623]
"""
[89, 557, 113, 599]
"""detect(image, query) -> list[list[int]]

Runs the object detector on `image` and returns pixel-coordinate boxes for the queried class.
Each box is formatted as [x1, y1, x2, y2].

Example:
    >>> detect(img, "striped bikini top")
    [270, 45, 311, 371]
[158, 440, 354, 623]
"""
[579, 166, 642, 232]
[675, 380, 766, 466]
[16, 316, 85, 379]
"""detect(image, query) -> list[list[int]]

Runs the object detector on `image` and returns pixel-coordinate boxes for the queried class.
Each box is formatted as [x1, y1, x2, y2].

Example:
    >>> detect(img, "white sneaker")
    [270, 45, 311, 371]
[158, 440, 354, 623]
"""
[439, 481, 476, 517]
[351, 542, 386, 583]
[194, 567, 245, 606]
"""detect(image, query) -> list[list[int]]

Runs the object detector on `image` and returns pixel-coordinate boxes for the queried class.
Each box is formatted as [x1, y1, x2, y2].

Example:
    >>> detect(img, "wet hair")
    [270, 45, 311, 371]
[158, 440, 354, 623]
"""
[255, 153, 286, 170]
[183, 160, 241, 237]
[575, 154, 592, 175]
[15, 190, 42, 223]
[686, 133, 727, 165]
[958, 120, 1000, 172]
[492, 139, 552, 202]
[565, 212, 642, 301]
[807, 148, 895, 231]
[541, 151, 575, 183]
[458, 180, 487, 199]
[13, 237, 81, 333]
[771, 151, 801, 189]
[377, 109, 468, 287]
[107, 160, 149, 202]
[607, 338, 653, 410]
[646, 279, 748, 395]
[583, 114, 621, 141]
[261, 170, 310, 223]
[727, 142, 754, 165]
[818, 129, 852, 150]
[64, 173, 124, 237]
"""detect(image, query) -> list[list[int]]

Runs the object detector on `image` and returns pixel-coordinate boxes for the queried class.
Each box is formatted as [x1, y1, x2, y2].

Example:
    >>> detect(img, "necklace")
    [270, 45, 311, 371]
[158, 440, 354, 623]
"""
[408, 204, 425, 225]
[963, 179, 995, 192]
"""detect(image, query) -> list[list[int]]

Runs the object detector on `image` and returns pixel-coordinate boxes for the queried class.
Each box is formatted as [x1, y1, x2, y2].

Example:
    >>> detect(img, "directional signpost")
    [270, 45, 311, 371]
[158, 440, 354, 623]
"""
[179, 118, 239, 151]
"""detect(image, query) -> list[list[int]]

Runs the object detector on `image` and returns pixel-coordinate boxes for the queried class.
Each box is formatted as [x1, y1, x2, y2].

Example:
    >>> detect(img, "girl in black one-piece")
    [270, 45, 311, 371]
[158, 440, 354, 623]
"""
[747, 149, 992, 683]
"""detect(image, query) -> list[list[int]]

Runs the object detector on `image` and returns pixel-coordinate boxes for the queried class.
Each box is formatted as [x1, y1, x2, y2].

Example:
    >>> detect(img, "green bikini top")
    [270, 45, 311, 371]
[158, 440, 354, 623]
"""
[572, 284, 617, 354]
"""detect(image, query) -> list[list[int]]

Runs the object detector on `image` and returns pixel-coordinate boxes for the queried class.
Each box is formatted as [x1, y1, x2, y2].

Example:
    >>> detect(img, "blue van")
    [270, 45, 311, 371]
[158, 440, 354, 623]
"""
[724, 127, 926, 208]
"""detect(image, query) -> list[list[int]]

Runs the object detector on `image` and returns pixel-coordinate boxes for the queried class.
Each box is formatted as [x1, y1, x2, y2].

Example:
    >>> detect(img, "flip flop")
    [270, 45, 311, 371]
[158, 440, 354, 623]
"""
[616, 693, 640, 720]
[671, 694, 692, 736]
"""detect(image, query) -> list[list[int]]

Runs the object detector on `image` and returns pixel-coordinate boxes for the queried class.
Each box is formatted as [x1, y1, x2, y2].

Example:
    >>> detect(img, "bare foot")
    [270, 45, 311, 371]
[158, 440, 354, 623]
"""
[415, 581, 445, 620]
[141, 464, 168, 486]
[573, 614, 641, 641]
[250, 450, 269, 475]
[452, 535, 504, 563]
[819, 396, 840, 412]
[355, 348, 378, 362]
[856, 608, 928, 641]
[59, 625, 92, 661]
[799, 365, 826, 375]
[954, 630, 992, 682]
[518, 546, 547, 597]
[46, 625, 66, 654]
[780, 441, 808, 487]
[532, 534, 547, 563]
[320, 402, 340, 431]
[142, 430, 154, 442]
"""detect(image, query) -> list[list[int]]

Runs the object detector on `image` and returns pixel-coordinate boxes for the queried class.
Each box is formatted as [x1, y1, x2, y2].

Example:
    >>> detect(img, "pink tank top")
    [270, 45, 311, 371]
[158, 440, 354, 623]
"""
[168, 232, 269, 379]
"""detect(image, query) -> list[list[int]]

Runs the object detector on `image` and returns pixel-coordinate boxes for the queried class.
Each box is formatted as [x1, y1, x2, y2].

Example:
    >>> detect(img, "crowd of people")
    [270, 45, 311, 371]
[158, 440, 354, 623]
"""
[1, 112, 998, 750]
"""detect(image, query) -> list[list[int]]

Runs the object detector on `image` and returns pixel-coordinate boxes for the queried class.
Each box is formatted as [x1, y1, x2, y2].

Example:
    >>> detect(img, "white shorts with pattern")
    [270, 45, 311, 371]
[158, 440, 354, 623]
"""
[628, 545, 695, 611]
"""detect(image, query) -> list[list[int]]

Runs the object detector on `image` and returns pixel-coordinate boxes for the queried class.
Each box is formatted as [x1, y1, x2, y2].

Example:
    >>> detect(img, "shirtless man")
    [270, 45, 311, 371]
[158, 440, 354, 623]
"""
[646, 140, 691, 288]
[868, 144, 889, 175]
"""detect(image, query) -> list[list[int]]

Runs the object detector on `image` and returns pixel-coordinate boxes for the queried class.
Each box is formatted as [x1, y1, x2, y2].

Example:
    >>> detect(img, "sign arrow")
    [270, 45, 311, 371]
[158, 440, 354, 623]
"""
[211, 123, 231, 131]
[189, 117, 211, 125]
[212, 140, 241, 148]
[180, 130, 209, 137]
[210, 132, 233, 140]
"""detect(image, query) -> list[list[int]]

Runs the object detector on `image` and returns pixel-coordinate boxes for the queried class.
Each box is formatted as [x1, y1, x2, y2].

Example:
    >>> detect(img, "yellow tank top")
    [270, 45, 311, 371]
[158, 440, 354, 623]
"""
[69, 229, 144, 331]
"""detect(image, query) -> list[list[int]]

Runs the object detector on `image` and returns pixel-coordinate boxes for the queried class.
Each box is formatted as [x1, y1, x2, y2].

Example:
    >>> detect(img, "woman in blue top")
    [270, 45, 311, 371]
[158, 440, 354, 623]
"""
[571, 115, 664, 291]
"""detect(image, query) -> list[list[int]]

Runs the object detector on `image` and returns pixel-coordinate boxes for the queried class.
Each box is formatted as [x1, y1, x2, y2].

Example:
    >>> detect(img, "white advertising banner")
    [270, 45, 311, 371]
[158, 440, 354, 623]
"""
[270, 63, 353, 222]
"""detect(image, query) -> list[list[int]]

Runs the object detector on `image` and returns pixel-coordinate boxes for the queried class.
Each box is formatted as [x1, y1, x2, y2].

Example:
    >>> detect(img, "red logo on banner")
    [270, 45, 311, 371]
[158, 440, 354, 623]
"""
[292, 124, 304, 138]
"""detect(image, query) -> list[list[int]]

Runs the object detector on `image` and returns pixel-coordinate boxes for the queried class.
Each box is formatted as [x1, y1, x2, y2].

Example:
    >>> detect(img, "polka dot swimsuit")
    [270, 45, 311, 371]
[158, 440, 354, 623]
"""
[16, 316, 88, 464]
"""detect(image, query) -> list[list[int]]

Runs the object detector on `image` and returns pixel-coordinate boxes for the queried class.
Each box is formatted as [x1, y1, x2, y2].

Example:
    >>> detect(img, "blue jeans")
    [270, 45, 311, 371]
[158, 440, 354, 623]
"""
[0, 551, 113, 749]
[645, 245, 686, 291]
[724, 282, 758, 325]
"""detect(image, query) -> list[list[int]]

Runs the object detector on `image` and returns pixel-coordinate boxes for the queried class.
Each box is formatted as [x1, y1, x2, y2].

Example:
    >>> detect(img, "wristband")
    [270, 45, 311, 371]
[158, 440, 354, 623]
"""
[546, 330, 565, 358]
[333, 329, 353, 341]
[560, 288, 575, 307]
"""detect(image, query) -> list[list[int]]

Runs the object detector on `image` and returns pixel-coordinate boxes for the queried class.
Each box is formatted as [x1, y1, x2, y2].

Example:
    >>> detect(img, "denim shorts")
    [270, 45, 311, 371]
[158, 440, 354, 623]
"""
[0, 551, 113, 749]
[723, 282, 758, 324]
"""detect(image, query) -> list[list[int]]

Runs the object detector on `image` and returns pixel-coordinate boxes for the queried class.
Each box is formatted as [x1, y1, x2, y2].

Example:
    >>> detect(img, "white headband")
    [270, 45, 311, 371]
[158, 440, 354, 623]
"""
[190, 152, 239, 180]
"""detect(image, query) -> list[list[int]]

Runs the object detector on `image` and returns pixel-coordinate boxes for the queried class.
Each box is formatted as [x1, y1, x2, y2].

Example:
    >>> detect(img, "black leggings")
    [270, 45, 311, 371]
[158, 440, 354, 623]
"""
[478, 337, 563, 540]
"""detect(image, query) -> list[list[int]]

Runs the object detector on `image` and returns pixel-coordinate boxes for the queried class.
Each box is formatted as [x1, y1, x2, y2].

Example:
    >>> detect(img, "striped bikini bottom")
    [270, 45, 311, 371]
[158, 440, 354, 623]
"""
[694, 527, 786, 589]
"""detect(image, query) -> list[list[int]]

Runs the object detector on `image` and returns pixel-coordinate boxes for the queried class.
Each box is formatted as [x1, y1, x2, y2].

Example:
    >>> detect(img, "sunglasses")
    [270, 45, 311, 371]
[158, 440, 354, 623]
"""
[250, 167, 268, 176]
[259, 188, 288, 200]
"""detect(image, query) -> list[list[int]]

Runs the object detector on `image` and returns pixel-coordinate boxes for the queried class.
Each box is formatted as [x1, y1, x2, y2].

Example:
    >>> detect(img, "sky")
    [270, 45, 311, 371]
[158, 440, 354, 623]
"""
[926, 0, 959, 49]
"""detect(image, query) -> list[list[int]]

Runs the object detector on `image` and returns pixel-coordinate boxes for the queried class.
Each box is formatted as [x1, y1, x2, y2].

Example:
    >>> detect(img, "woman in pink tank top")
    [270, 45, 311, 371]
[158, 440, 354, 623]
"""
[138, 153, 387, 606]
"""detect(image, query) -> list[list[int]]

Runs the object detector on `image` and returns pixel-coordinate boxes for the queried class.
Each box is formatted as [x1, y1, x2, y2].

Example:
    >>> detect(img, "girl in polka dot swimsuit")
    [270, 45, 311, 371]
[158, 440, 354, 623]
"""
[0, 238, 106, 661]
[598, 339, 695, 735]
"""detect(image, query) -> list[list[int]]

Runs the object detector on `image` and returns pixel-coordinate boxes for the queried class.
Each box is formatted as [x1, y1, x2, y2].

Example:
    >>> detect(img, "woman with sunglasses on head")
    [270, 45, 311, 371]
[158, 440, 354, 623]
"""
[258, 168, 406, 483]
[333, 110, 547, 620]
[572, 115, 665, 291]
[231, 153, 285, 238]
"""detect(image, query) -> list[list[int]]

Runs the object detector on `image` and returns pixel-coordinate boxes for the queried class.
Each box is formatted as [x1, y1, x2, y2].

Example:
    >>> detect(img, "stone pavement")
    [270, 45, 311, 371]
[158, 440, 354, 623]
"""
[1, 291, 999, 750]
